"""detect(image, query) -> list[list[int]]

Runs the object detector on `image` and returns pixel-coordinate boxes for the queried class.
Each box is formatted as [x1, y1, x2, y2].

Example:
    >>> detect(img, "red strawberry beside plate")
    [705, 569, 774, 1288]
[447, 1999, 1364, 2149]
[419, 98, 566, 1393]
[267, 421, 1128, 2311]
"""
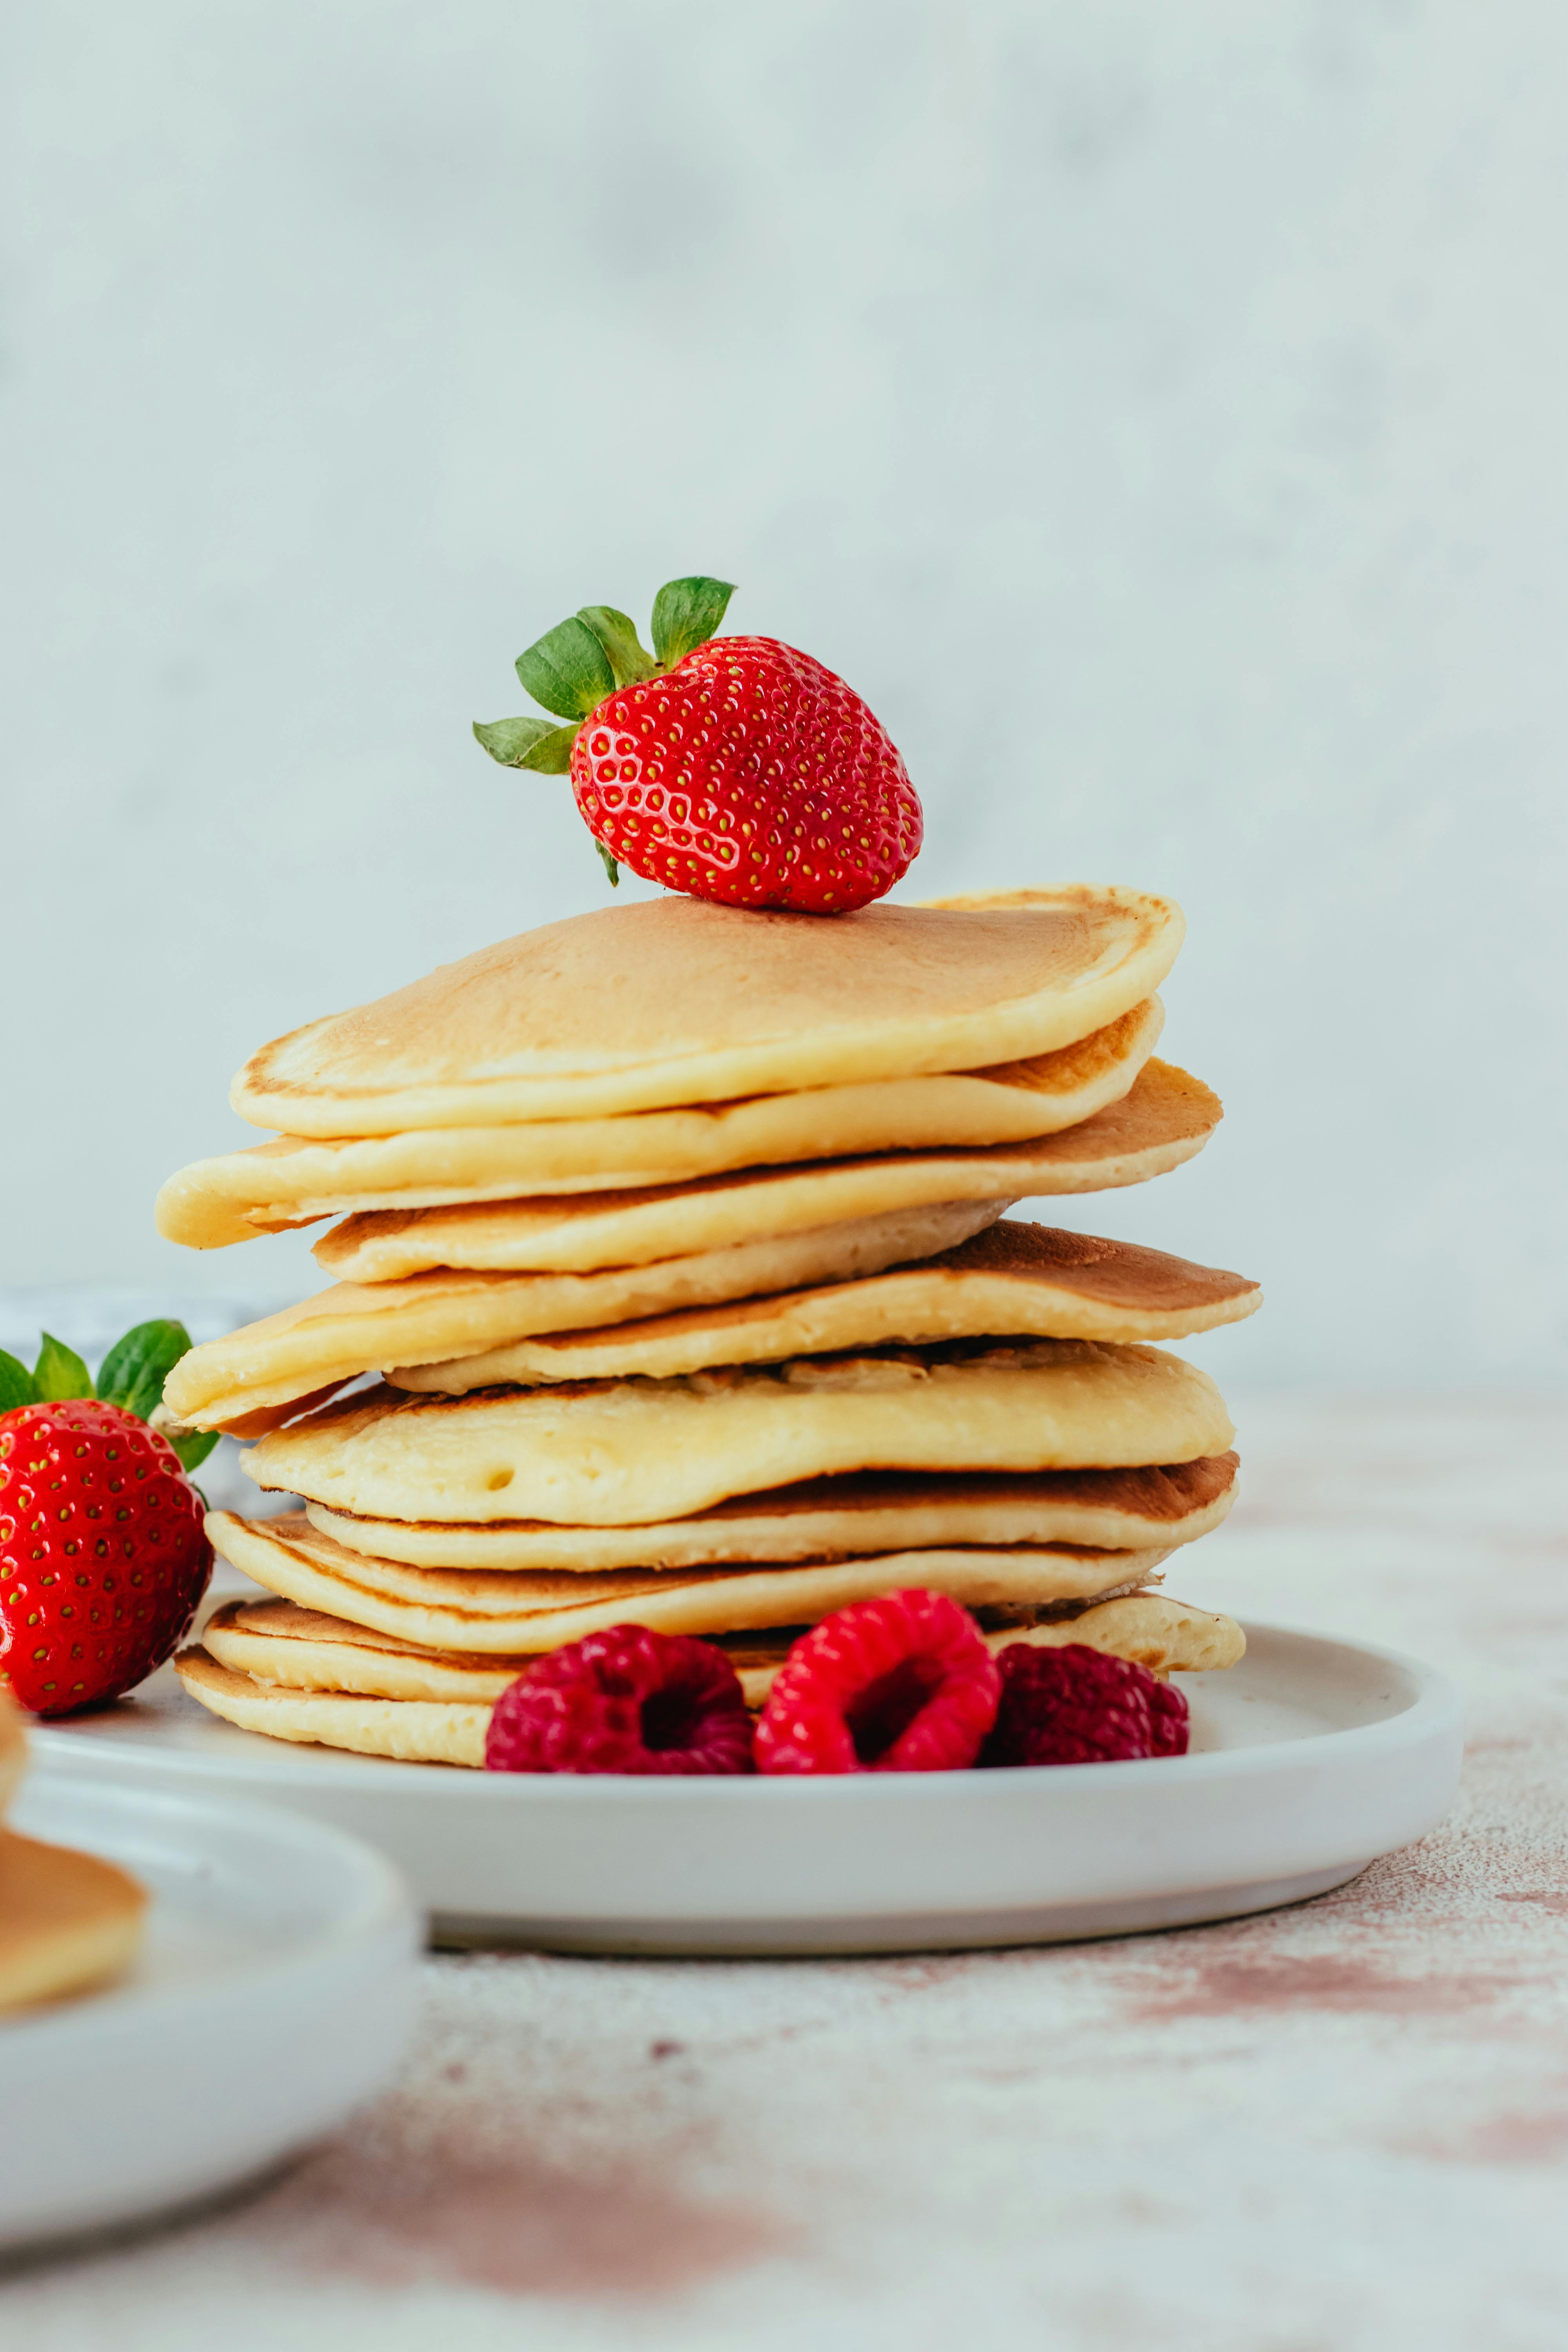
[0, 1325, 215, 1717]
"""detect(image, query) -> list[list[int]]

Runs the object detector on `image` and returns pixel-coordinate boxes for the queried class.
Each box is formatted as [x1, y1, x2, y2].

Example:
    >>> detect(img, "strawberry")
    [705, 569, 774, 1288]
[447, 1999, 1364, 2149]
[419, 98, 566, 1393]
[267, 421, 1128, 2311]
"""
[0, 1323, 216, 1717]
[474, 576, 922, 912]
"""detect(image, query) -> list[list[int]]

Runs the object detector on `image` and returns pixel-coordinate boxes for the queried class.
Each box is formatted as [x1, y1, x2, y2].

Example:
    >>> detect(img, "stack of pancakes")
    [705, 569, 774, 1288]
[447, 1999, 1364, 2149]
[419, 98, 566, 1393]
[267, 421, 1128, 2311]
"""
[159, 888, 1258, 1767]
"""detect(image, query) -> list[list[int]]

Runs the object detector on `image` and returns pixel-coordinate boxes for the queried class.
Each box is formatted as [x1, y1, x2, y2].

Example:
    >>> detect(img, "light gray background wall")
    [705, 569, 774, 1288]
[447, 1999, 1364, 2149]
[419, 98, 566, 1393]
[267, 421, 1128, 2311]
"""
[2, 0, 1564, 1385]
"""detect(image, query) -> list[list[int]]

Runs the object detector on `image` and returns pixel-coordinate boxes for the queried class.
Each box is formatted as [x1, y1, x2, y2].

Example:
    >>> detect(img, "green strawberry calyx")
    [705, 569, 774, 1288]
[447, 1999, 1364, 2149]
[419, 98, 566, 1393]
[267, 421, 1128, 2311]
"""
[0, 1321, 219, 1476]
[473, 574, 737, 885]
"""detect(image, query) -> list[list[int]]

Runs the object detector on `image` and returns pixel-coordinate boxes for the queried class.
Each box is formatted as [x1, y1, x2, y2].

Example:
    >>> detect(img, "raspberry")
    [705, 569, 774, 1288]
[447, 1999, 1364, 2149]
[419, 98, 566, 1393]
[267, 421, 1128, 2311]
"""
[980, 1642, 1191, 1768]
[1148, 1677, 1190, 1755]
[484, 1624, 754, 1775]
[753, 1589, 1000, 1775]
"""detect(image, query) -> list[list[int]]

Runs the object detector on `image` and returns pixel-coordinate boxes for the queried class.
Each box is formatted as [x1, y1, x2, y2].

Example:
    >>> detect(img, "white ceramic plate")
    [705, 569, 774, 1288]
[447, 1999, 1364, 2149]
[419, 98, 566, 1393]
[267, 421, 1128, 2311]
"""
[0, 1777, 419, 2255]
[31, 1624, 1463, 1957]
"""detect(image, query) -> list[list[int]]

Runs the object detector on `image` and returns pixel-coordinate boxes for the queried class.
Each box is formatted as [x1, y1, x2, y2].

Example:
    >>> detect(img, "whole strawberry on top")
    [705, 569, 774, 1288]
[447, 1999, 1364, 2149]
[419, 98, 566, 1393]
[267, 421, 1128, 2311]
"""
[0, 1324, 216, 1717]
[474, 576, 923, 913]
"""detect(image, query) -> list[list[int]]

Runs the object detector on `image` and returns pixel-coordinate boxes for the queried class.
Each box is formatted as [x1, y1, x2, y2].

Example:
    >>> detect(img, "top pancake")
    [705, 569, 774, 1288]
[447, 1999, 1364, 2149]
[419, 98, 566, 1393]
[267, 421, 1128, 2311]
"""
[230, 889, 1184, 1135]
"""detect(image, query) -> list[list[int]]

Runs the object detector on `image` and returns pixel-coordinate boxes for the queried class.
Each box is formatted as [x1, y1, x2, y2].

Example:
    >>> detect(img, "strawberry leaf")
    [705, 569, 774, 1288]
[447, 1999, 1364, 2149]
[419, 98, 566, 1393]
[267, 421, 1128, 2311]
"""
[33, 1333, 93, 1402]
[96, 1319, 194, 1422]
[651, 576, 736, 666]
[474, 715, 580, 772]
[0, 1350, 37, 1412]
[521, 726, 581, 775]
[593, 838, 621, 887]
[577, 606, 658, 688]
[169, 1428, 220, 1475]
[515, 617, 616, 720]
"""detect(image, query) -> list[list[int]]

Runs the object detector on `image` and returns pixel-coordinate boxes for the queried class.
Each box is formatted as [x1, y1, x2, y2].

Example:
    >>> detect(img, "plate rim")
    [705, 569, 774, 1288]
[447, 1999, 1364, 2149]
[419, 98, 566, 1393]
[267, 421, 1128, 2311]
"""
[27, 1619, 1465, 1807]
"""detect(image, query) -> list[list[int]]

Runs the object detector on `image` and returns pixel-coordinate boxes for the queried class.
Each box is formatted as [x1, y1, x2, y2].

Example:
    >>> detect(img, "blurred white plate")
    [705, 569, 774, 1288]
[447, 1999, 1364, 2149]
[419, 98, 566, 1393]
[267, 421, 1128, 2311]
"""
[0, 1779, 418, 2255]
[32, 1625, 1462, 1957]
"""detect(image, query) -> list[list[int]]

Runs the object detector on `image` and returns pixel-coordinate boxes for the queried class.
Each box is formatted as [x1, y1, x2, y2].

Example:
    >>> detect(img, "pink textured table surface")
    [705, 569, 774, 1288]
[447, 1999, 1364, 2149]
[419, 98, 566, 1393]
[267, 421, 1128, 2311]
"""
[6, 1391, 1566, 2352]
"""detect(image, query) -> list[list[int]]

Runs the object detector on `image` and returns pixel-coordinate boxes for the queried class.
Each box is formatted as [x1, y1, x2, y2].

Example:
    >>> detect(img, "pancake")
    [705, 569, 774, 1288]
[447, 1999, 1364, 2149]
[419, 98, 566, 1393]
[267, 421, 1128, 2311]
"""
[229, 889, 1185, 1136]
[314, 1059, 1221, 1282]
[389, 1223, 1261, 1393]
[161, 1199, 1004, 1432]
[194, 1584, 1239, 1713]
[164, 1220, 1258, 1434]
[306, 1455, 1241, 1572]
[173, 1648, 491, 1767]
[172, 1589, 1240, 1766]
[156, 998, 1164, 1251]
[203, 1599, 523, 1700]
[979, 1594, 1245, 1675]
[0, 1830, 147, 2013]
[206, 1509, 1172, 1653]
[245, 1342, 1234, 1527]
[0, 1691, 24, 1816]
[712, 1592, 1246, 1699]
